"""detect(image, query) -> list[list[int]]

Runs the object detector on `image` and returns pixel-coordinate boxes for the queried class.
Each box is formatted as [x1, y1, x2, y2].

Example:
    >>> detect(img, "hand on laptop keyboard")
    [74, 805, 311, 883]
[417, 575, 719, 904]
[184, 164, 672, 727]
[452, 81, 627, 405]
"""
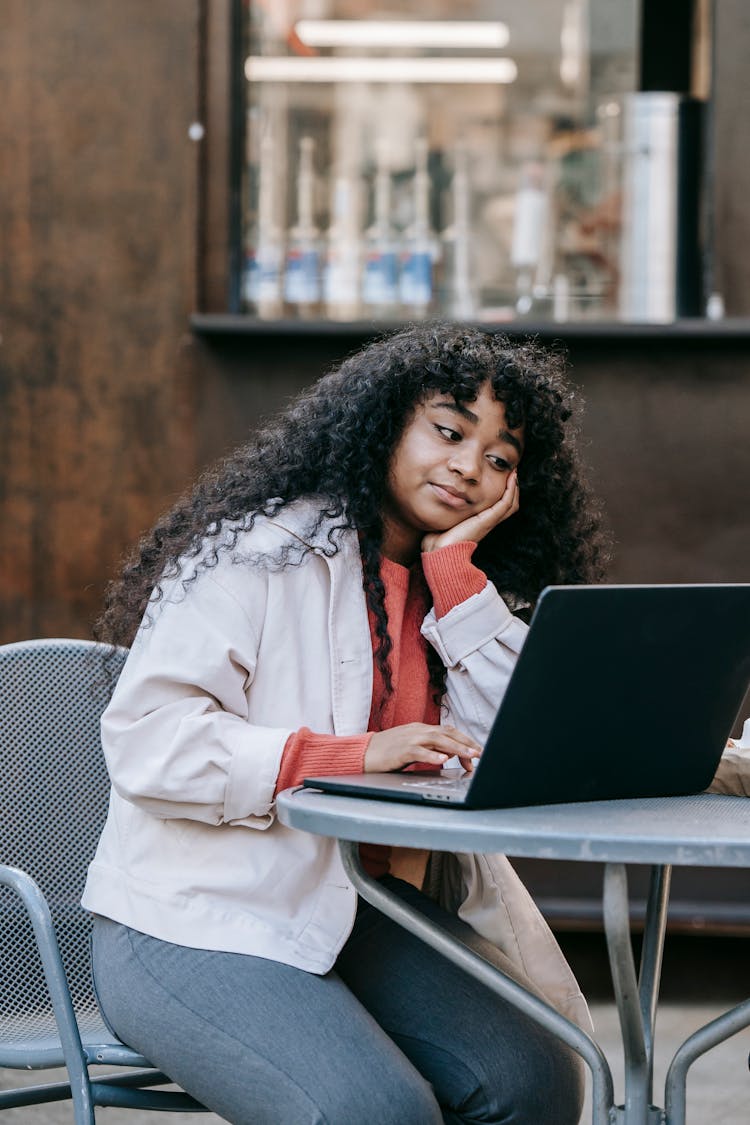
[365, 723, 482, 774]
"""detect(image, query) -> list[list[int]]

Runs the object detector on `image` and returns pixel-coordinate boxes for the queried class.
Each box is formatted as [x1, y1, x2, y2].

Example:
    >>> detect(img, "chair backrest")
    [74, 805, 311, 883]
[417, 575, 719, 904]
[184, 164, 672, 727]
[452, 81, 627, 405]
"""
[0, 638, 126, 1040]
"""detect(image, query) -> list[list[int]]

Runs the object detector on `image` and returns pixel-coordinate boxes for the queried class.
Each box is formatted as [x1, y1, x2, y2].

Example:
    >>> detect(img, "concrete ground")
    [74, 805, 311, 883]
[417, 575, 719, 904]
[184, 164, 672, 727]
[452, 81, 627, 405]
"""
[1, 935, 748, 1123]
[581, 998, 750, 1123]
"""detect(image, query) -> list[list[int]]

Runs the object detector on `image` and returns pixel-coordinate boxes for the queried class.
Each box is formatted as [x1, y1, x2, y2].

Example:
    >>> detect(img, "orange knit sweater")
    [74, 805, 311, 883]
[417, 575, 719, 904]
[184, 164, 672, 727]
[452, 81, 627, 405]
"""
[275, 541, 486, 875]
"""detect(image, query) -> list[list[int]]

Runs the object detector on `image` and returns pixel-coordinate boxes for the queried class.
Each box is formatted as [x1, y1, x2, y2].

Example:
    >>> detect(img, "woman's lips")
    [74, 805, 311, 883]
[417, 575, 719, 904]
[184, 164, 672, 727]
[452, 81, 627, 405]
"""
[429, 483, 470, 508]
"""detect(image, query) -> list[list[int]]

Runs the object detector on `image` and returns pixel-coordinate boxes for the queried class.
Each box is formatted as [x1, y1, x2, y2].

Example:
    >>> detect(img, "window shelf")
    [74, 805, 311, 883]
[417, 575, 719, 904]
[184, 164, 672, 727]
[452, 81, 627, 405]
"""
[191, 312, 750, 342]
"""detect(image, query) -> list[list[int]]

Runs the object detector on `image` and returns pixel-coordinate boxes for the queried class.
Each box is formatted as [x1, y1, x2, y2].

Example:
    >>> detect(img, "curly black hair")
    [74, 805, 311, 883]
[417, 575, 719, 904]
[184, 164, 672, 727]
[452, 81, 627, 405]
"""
[96, 323, 610, 702]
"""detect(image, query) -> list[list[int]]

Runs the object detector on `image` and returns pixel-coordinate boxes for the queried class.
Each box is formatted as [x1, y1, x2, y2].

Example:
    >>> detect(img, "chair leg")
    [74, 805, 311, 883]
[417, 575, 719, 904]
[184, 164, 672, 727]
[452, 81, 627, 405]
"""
[70, 1071, 96, 1125]
[0, 1081, 75, 1109]
[0, 867, 97, 1123]
[0, 1071, 206, 1116]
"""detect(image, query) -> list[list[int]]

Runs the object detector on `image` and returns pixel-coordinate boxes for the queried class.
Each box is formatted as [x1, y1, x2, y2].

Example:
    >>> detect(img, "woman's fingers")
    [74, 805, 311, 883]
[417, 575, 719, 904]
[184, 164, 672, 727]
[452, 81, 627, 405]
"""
[365, 724, 482, 773]
[480, 470, 519, 529]
[420, 725, 481, 756]
[456, 470, 520, 538]
[456, 753, 479, 773]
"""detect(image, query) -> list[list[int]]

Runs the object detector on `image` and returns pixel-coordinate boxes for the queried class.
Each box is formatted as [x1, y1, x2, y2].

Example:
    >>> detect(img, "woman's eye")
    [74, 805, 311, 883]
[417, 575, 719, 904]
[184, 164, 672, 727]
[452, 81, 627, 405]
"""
[435, 425, 461, 443]
[488, 456, 512, 472]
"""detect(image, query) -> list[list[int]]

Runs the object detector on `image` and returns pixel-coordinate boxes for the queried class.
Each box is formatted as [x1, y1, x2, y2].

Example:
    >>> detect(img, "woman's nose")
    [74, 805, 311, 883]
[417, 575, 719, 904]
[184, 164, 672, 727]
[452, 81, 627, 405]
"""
[448, 445, 481, 480]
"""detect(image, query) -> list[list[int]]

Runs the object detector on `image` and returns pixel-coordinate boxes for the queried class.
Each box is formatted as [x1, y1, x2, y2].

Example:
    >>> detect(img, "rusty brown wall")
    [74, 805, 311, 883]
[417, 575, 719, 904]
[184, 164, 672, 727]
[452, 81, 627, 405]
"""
[0, 2, 201, 639]
[0, 1, 749, 646]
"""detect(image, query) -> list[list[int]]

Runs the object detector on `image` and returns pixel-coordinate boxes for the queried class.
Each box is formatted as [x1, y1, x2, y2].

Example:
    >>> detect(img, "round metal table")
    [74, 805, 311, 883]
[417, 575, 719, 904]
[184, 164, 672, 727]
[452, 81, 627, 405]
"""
[278, 789, 750, 1125]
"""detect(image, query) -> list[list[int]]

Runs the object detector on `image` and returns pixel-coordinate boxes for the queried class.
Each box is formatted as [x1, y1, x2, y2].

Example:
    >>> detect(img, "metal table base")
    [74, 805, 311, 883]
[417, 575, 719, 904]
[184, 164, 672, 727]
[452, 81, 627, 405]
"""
[277, 791, 750, 1125]
[339, 846, 750, 1125]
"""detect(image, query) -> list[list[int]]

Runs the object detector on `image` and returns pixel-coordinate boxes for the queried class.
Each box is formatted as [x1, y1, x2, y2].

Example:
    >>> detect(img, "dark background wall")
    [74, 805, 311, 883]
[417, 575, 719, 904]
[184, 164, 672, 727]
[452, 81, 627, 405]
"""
[1, 0, 748, 648]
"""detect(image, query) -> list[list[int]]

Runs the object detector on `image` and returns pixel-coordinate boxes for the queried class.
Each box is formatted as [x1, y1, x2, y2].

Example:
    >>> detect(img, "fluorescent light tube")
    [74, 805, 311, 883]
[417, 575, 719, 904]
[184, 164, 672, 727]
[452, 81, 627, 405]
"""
[294, 20, 510, 50]
[245, 56, 518, 84]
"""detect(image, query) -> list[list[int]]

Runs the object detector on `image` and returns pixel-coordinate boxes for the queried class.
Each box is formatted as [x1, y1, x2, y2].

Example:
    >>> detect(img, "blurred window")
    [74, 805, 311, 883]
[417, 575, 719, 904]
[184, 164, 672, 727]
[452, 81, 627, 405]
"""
[239, 1, 641, 324]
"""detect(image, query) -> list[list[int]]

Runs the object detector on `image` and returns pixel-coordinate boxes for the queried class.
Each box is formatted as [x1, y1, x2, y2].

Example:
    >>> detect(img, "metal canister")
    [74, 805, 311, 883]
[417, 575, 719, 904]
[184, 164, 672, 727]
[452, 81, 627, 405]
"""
[617, 92, 704, 322]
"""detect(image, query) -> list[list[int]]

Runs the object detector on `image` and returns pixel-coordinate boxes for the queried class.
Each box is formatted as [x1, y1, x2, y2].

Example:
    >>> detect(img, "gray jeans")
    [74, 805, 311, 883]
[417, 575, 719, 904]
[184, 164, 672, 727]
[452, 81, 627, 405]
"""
[91, 877, 583, 1125]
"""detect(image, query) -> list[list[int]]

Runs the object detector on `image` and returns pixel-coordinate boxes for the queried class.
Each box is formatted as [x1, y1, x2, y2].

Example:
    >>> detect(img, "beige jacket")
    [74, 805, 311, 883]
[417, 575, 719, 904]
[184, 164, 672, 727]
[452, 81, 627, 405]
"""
[707, 719, 750, 795]
[83, 499, 591, 1030]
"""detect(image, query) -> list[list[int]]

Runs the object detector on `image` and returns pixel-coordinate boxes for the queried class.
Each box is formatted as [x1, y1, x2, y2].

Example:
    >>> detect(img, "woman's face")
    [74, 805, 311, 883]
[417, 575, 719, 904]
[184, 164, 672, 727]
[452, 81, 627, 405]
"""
[382, 382, 524, 563]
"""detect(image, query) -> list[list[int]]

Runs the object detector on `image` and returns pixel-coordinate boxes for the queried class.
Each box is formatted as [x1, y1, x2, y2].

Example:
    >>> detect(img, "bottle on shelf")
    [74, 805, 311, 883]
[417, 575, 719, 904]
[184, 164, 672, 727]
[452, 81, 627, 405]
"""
[242, 132, 283, 319]
[510, 161, 548, 316]
[439, 146, 477, 319]
[361, 141, 399, 319]
[283, 136, 322, 319]
[399, 138, 436, 318]
[323, 172, 362, 321]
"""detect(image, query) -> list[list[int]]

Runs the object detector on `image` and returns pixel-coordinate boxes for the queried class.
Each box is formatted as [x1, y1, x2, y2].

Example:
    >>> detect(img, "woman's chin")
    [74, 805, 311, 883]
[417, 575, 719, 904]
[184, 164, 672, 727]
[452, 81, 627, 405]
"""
[429, 506, 470, 530]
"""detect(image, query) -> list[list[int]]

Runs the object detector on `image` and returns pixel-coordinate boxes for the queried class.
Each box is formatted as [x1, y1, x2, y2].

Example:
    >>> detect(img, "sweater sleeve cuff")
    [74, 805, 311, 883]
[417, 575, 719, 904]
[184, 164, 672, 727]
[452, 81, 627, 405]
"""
[421, 541, 487, 619]
[274, 728, 372, 796]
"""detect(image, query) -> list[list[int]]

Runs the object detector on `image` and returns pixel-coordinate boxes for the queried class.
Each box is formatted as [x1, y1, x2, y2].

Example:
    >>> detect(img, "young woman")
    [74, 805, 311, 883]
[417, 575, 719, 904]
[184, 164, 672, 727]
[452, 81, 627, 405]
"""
[84, 323, 609, 1124]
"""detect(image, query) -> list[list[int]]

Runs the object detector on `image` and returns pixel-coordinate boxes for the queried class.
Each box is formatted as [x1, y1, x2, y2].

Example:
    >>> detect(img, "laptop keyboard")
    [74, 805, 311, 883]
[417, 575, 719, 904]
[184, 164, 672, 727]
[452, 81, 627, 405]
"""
[399, 777, 470, 791]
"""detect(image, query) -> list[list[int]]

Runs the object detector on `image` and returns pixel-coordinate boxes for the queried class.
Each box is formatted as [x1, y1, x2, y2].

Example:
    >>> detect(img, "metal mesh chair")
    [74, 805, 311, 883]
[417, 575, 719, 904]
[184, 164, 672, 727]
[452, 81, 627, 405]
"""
[0, 638, 207, 1121]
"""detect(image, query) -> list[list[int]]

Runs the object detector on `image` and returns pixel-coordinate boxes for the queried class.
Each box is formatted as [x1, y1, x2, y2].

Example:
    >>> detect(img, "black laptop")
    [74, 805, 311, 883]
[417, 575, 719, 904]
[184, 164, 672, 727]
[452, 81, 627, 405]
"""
[303, 584, 750, 809]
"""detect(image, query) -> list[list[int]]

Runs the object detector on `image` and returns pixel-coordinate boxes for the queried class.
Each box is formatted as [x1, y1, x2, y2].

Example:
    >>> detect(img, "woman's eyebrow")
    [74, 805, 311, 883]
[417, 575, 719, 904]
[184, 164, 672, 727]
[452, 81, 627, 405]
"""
[499, 429, 523, 455]
[431, 399, 478, 423]
[431, 400, 523, 454]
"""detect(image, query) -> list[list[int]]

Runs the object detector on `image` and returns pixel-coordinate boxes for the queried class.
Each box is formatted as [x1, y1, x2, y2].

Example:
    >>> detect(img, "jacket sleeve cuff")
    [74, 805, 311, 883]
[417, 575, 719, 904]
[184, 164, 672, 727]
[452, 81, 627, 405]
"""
[420, 580, 526, 667]
[421, 541, 487, 618]
[275, 729, 372, 795]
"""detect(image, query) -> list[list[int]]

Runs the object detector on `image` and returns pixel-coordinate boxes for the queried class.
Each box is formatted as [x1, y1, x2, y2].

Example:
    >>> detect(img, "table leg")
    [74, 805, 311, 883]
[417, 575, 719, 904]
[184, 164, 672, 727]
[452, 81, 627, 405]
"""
[603, 863, 670, 1125]
[339, 839, 615, 1125]
[639, 866, 672, 1101]
[664, 997, 750, 1124]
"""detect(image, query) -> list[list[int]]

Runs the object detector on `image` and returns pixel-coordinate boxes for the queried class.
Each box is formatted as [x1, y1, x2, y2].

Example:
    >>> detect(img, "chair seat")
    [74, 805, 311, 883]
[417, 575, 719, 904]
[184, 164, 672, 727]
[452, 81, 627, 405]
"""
[0, 1008, 151, 1070]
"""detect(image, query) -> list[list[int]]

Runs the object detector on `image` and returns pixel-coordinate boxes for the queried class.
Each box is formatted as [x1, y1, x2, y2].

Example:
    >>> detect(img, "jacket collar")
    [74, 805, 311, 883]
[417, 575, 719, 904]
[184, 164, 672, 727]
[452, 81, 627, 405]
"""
[265, 496, 356, 556]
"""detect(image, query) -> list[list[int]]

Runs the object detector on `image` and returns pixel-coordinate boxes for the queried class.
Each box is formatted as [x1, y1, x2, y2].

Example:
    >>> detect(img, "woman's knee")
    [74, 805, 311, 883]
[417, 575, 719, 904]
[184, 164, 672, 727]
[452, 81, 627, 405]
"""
[444, 1030, 584, 1125]
[171, 1063, 440, 1125]
[507, 1041, 584, 1125]
[315, 1064, 442, 1125]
